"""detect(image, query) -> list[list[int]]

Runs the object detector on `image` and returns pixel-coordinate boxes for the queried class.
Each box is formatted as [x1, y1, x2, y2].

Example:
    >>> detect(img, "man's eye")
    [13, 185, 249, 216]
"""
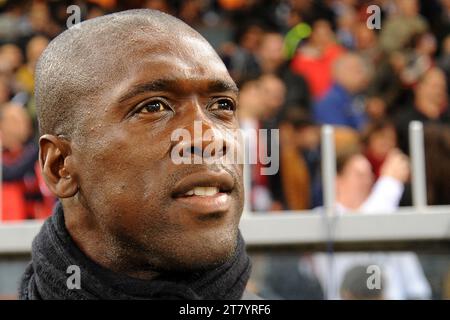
[139, 100, 168, 113]
[210, 99, 236, 112]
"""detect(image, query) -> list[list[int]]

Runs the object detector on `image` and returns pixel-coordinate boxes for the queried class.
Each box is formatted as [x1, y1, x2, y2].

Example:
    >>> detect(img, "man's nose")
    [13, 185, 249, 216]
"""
[181, 120, 228, 160]
[172, 98, 230, 162]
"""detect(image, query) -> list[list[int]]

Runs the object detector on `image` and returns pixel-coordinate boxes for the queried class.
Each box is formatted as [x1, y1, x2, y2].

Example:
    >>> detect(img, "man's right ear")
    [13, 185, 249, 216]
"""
[39, 135, 79, 198]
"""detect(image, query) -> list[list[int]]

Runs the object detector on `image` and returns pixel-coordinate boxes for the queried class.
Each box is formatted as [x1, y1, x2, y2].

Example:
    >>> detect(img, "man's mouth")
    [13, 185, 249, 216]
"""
[171, 170, 234, 216]
[182, 186, 221, 196]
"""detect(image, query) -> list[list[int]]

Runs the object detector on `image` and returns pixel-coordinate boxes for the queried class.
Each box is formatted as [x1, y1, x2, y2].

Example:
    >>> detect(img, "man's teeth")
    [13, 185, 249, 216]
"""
[184, 187, 219, 196]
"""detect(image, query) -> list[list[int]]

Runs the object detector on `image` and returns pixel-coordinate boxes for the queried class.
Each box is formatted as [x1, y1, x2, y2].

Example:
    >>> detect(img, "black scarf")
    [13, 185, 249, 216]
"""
[19, 202, 251, 300]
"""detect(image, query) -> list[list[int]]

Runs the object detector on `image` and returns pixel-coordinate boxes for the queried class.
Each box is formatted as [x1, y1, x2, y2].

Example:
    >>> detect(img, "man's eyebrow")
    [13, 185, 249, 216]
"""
[118, 78, 238, 103]
[118, 79, 174, 103]
[207, 80, 239, 95]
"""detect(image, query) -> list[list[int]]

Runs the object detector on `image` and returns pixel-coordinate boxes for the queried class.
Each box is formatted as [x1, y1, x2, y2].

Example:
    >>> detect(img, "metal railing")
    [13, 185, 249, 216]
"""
[238, 121, 450, 251]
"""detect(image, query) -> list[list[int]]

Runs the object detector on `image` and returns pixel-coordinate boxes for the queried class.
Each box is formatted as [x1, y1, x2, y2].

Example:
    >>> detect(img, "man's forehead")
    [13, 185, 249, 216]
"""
[76, 35, 233, 107]
[132, 52, 228, 77]
[80, 29, 226, 82]
[130, 32, 219, 60]
[103, 30, 227, 78]
[111, 50, 235, 98]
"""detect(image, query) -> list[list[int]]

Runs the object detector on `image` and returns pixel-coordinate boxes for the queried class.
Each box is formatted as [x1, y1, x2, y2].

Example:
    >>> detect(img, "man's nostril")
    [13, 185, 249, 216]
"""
[222, 144, 227, 157]
[187, 145, 203, 157]
[178, 139, 228, 160]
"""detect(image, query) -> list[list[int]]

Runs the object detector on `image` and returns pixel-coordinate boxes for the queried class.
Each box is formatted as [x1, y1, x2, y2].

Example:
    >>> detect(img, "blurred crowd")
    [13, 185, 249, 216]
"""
[2, 0, 449, 219]
[0, 0, 449, 300]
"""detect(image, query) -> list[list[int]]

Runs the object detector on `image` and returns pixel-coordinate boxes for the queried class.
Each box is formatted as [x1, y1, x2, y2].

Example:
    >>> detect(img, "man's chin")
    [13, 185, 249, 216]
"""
[155, 228, 239, 273]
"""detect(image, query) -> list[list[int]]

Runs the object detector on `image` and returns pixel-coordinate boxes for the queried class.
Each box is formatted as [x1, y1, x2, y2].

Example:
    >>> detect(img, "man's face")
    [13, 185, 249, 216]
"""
[258, 75, 286, 118]
[368, 127, 397, 160]
[0, 104, 31, 150]
[416, 68, 447, 117]
[69, 34, 243, 272]
[340, 155, 374, 199]
[259, 33, 284, 69]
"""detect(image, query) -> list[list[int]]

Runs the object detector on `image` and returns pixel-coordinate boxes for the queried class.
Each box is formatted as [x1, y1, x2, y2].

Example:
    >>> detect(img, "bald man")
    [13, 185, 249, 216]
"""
[19, 9, 252, 300]
[313, 53, 370, 131]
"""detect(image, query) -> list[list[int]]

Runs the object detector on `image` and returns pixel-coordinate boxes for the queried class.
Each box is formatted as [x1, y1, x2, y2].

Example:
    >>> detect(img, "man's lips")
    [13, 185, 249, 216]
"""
[171, 170, 234, 215]
[171, 170, 234, 197]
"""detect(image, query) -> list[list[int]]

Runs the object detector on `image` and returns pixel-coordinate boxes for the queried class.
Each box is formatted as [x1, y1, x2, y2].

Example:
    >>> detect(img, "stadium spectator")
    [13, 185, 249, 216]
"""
[291, 19, 345, 99]
[238, 74, 286, 212]
[362, 119, 398, 178]
[0, 1, 33, 43]
[379, 0, 429, 53]
[353, 21, 382, 67]
[1, 102, 53, 220]
[313, 53, 370, 131]
[0, 43, 23, 76]
[334, 2, 357, 49]
[27, 1, 62, 39]
[16, 35, 49, 94]
[221, 22, 264, 82]
[438, 35, 450, 94]
[310, 148, 432, 300]
[340, 265, 385, 300]
[400, 32, 437, 87]
[423, 124, 450, 205]
[367, 51, 410, 118]
[271, 109, 313, 210]
[252, 32, 311, 112]
[395, 67, 449, 153]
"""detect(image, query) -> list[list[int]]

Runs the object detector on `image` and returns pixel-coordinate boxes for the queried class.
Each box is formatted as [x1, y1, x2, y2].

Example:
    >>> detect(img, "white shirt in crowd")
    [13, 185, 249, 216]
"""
[309, 176, 432, 300]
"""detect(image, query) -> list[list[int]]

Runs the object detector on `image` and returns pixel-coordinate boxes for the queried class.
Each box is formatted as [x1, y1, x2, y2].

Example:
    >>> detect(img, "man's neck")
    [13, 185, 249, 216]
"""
[63, 201, 159, 280]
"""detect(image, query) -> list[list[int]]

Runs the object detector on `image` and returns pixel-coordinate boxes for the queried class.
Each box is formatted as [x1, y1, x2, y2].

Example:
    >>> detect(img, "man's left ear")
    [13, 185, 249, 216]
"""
[39, 134, 79, 198]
